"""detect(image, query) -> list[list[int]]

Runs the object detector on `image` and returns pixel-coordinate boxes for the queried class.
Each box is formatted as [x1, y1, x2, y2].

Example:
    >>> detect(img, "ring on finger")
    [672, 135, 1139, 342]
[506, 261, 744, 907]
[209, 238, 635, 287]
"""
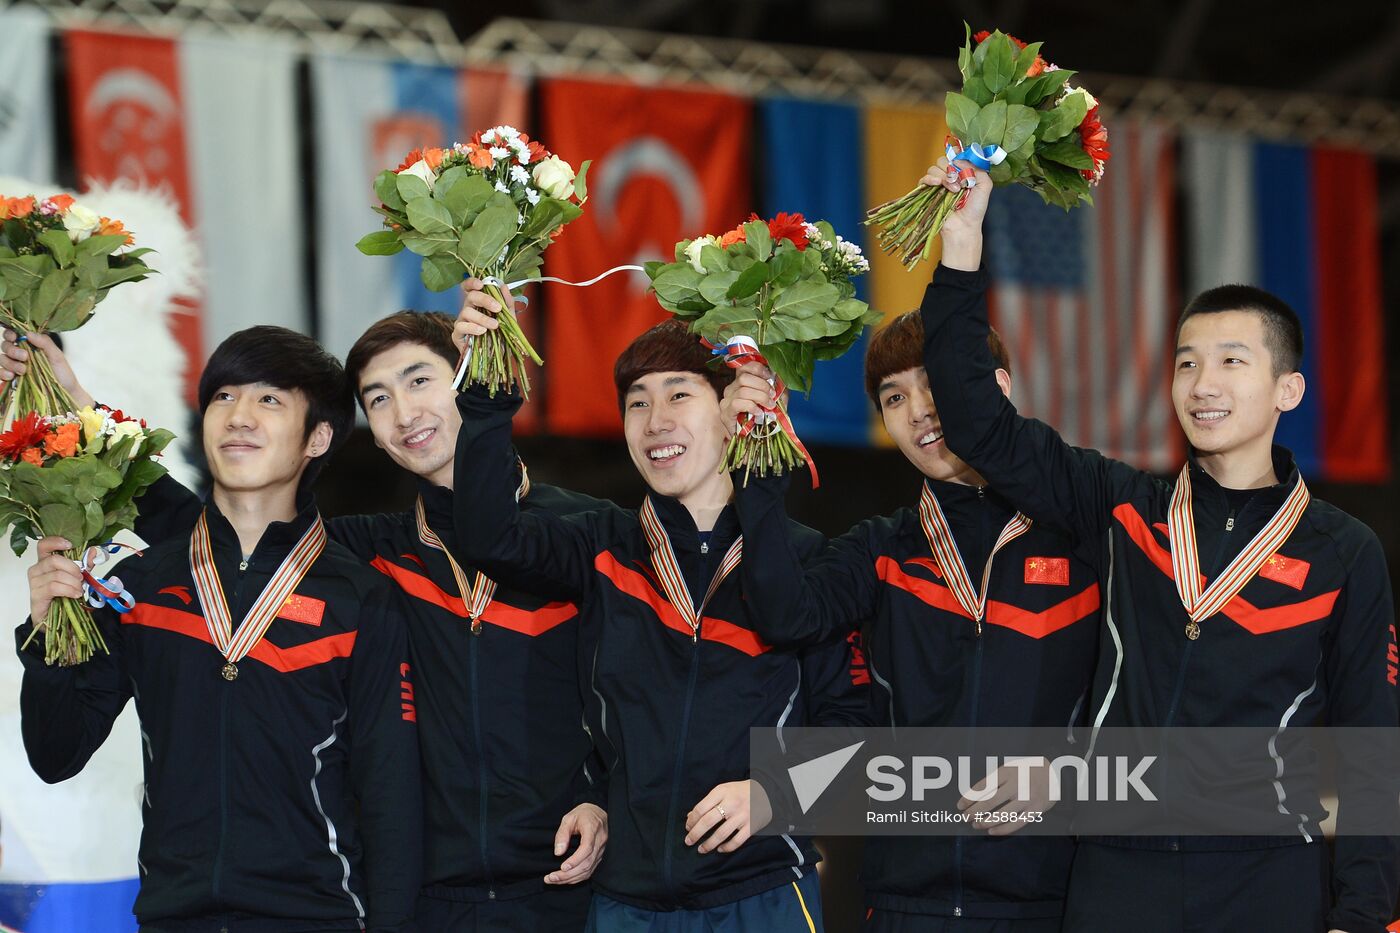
[715, 805, 726, 820]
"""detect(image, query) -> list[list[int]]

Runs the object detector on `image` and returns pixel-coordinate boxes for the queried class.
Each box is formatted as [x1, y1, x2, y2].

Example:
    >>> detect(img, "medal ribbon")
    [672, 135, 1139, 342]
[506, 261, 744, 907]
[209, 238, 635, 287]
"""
[918, 483, 1032, 622]
[639, 496, 743, 636]
[1167, 465, 1310, 623]
[189, 509, 326, 666]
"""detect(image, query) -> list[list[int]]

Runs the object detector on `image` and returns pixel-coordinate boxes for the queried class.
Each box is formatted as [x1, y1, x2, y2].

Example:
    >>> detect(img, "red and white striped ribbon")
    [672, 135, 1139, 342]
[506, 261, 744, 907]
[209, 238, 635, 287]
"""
[639, 497, 743, 638]
[1167, 465, 1310, 624]
[918, 483, 1032, 625]
[189, 509, 326, 666]
[416, 496, 495, 631]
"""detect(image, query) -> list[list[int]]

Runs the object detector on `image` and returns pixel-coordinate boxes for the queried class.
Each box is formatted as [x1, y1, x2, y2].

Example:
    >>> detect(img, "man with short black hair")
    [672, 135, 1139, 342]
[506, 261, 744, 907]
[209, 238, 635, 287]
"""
[18, 326, 421, 932]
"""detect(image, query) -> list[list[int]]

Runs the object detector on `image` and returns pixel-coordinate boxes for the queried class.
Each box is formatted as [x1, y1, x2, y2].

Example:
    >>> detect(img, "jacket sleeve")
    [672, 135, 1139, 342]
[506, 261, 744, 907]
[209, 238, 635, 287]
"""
[734, 472, 881, 649]
[15, 611, 130, 783]
[1322, 530, 1400, 933]
[347, 581, 423, 932]
[921, 264, 1140, 542]
[452, 388, 597, 601]
[131, 473, 204, 547]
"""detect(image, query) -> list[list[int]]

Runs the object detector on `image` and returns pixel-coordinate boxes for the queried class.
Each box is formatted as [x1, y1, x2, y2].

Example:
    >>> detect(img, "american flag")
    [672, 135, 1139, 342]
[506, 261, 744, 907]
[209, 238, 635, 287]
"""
[982, 119, 1182, 474]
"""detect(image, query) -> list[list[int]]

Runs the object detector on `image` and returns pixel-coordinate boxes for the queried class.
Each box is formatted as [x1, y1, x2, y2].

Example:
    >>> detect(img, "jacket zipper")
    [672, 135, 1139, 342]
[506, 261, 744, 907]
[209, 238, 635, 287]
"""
[956, 495, 989, 919]
[1165, 500, 1242, 727]
[663, 637, 702, 897]
[468, 626, 495, 897]
[213, 556, 249, 899]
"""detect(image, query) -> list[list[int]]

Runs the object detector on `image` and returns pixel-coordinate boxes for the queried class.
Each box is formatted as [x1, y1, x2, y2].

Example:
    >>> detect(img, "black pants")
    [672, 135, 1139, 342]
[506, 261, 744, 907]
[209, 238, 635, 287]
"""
[414, 884, 592, 933]
[1063, 841, 1327, 933]
[862, 911, 1061, 932]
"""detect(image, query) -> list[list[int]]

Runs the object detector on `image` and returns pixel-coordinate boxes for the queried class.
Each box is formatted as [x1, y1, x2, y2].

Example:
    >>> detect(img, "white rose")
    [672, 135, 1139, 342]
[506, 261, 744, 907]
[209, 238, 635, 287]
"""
[1066, 86, 1098, 110]
[684, 235, 718, 274]
[64, 204, 101, 243]
[399, 159, 436, 192]
[531, 155, 576, 200]
[110, 420, 145, 459]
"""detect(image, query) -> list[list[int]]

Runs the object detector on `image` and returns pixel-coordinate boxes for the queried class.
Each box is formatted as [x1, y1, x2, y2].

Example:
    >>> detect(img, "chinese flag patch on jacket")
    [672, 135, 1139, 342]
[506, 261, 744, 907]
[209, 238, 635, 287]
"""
[1024, 557, 1070, 586]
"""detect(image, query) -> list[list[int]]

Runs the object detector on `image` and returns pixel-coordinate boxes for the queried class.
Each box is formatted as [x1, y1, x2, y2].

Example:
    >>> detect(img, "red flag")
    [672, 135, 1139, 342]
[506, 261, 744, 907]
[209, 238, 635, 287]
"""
[66, 30, 204, 406]
[539, 78, 752, 436]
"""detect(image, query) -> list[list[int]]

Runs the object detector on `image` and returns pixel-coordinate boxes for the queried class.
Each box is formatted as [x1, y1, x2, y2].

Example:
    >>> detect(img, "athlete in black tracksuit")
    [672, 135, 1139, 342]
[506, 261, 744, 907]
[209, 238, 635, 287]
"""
[131, 471, 610, 929]
[452, 387, 873, 925]
[16, 495, 421, 932]
[922, 262, 1400, 932]
[736, 463, 1100, 930]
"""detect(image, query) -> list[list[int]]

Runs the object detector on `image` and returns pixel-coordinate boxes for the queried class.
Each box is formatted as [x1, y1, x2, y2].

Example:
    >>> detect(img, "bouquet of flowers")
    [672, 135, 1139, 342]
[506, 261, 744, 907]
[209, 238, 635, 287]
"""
[0, 405, 174, 665]
[357, 127, 590, 398]
[646, 213, 880, 482]
[0, 193, 154, 421]
[865, 26, 1111, 268]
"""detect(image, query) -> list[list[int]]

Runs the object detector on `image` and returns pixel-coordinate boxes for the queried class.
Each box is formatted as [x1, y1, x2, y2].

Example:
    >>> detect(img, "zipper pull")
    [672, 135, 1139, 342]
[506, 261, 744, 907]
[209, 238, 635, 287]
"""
[700, 540, 709, 555]
[470, 617, 483, 636]
[1225, 511, 1235, 532]
[975, 618, 983, 637]
[238, 559, 248, 572]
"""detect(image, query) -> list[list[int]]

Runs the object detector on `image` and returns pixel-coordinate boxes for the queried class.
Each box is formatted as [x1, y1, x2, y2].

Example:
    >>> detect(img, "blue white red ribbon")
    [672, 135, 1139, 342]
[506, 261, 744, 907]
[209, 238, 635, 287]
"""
[77, 542, 140, 613]
[946, 136, 1007, 187]
[452, 264, 648, 390]
[706, 335, 820, 488]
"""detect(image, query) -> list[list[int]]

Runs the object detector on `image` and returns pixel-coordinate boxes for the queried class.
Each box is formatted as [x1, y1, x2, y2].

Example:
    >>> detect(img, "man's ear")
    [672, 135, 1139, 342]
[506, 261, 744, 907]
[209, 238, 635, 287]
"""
[305, 421, 334, 459]
[994, 368, 1012, 400]
[1277, 371, 1305, 413]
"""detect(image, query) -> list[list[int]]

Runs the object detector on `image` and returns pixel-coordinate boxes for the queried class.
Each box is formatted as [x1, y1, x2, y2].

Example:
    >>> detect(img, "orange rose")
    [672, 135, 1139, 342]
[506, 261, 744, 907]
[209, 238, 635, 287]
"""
[44, 422, 80, 459]
[97, 217, 135, 246]
[719, 227, 747, 248]
[20, 447, 43, 466]
[424, 147, 446, 170]
[0, 196, 35, 220]
[466, 144, 494, 169]
[47, 193, 75, 213]
[395, 148, 423, 173]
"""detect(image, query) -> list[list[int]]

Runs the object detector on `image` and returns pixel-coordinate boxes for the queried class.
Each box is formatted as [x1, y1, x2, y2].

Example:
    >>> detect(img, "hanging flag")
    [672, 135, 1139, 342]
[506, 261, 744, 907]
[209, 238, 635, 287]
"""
[539, 77, 752, 437]
[861, 102, 948, 445]
[759, 97, 870, 447]
[65, 30, 305, 403]
[1183, 131, 1388, 483]
[310, 55, 529, 360]
[0, 7, 55, 181]
[983, 119, 1180, 473]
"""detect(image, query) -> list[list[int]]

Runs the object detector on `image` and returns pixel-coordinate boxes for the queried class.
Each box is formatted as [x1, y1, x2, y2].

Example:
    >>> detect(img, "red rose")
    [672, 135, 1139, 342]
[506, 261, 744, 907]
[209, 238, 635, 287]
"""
[0, 412, 49, 461]
[755, 211, 809, 250]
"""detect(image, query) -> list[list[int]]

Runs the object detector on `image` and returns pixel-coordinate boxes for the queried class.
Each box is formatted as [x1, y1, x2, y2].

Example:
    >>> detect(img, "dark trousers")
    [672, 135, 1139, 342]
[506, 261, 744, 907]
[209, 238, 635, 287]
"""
[1063, 841, 1327, 933]
[414, 883, 592, 933]
[584, 872, 823, 932]
[862, 910, 1061, 932]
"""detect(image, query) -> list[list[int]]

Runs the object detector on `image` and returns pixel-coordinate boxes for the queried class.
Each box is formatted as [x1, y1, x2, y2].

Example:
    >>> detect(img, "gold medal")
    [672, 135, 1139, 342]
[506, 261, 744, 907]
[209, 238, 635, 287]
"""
[221, 662, 239, 681]
[1185, 621, 1200, 641]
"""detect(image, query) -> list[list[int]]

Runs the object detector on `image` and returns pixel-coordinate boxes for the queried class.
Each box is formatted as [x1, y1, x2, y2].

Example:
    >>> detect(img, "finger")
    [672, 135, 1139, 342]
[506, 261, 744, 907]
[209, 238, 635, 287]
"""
[24, 333, 59, 354]
[686, 789, 725, 831]
[4, 338, 30, 362]
[698, 816, 742, 854]
[684, 808, 725, 846]
[545, 855, 598, 885]
[562, 825, 596, 871]
[963, 781, 1019, 815]
[715, 824, 751, 853]
[36, 536, 73, 560]
[553, 814, 576, 856]
[461, 277, 485, 293]
[465, 288, 503, 316]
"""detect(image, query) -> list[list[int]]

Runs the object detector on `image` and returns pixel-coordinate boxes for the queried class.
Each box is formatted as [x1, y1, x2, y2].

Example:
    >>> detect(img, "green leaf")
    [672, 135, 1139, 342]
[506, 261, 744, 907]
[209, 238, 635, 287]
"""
[962, 76, 993, 107]
[356, 230, 405, 256]
[37, 229, 75, 268]
[969, 100, 1008, 148]
[401, 231, 457, 257]
[95, 265, 149, 291]
[1039, 137, 1094, 169]
[759, 341, 811, 395]
[692, 303, 763, 343]
[699, 245, 730, 274]
[767, 249, 804, 289]
[405, 196, 455, 235]
[519, 200, 563, 239]
[421, 254, 466, 292]
[433, 166, 467, 200]
[46, 289, 98, 332]
[457, 204, 519, 269]
[771, 314, 830, 342]
[651, 265, 706, 306]
[829, 297, 871, 322]
[727, 261, 770, 301]
[981, 33, 1017, 94]
[1002, 103, 1041, 154]
[643, 260, 667, 280]
[1021, 69, 1074, 107]
[442, 175, 495, 226]
[37, 503, 85, 544]
[30, 268, 75, 327]
[10, 521, 33, 557]
[1037, 91, 1089, 142]
[74, 235, 128, 261]
[574, 160, 591, 202]
[990, 161, 1017, 184]
[698, 270, 740, 305]
[770, 281, 839, 321]
[142, 428, 176, 458]
[395, 172, 430, 203]
[944, 92, 981, 143]
[1012, 41, 1043, 82]
[743, 220, 772, 262]
[82, 500, 105, 541]
[374, 171, 405, 211]
[0, 254, 53, 292]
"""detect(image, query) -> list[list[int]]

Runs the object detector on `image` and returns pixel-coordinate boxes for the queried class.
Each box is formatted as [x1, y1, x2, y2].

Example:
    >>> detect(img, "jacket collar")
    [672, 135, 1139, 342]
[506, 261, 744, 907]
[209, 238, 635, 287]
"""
[417, 478, 455, 541]
[919, 477, 1016, 523]
[1185, 445, 1300, 514]
[644, 492, 741, 557]
[201, 489, 321, 566]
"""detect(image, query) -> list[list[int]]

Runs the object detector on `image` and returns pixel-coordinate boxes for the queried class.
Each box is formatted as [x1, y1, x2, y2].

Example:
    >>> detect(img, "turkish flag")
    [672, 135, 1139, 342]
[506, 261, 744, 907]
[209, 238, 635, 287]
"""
[538, 77, 752, 436]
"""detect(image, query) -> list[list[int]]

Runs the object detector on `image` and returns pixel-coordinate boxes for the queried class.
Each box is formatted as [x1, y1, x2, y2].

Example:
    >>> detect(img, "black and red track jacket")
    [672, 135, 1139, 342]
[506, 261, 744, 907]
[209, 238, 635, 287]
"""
[15, 496, 421, 932]
[132, 474, 609, 903]
[923, 263, 1400, 933]
[452, 387, 875, 912]
[736, 471, 1099, 919]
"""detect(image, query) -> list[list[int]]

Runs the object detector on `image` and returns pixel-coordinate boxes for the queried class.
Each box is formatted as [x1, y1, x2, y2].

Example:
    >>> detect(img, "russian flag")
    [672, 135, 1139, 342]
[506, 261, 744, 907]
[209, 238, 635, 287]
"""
[310, 54, 528, 360]
[1184, 132, 1389, 483]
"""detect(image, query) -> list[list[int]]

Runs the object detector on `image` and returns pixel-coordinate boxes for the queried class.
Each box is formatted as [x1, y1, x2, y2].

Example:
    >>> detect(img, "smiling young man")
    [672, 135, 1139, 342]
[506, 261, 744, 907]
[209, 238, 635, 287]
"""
[16, 326, 421, 932]
[919, 166, 1399, 933]
[449, 308, 873, 932]
[725, 313, 1100, 932]
[3, 301, 611, 932]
